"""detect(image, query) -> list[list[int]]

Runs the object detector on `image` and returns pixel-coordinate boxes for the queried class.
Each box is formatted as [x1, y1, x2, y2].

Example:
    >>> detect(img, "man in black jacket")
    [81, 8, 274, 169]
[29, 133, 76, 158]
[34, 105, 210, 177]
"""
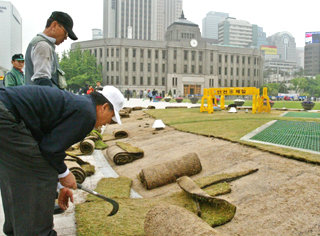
[0, 85, 124, 236]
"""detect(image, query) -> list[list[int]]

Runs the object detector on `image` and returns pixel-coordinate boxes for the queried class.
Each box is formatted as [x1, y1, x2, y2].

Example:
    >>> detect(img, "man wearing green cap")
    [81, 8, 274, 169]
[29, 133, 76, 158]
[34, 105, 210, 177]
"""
[3, 54, 25, 87]
[25, 11, 78, 88]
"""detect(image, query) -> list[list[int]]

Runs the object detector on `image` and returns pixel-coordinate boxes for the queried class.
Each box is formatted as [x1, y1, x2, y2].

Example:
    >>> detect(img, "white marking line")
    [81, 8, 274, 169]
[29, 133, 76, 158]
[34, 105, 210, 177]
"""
[241, 120, 320, 155]
[280, 111, 289, 117]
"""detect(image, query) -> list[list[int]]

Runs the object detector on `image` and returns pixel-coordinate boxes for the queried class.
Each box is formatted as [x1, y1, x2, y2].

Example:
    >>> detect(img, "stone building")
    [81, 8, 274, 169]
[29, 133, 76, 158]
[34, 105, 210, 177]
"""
[72, 13, 263, 96]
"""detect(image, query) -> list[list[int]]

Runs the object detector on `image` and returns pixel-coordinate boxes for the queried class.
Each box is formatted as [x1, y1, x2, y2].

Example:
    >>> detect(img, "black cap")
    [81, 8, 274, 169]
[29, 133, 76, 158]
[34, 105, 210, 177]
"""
[12, 54, 24, 61]
[49, 11, 78, 40]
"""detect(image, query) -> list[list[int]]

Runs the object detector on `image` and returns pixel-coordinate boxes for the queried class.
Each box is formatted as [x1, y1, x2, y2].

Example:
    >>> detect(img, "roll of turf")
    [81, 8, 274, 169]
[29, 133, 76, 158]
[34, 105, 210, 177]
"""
[80, 139, 95, 155]
[65, 160, 86, 184]
[139, 153, 202, 190]
[144, 204, 219, 236]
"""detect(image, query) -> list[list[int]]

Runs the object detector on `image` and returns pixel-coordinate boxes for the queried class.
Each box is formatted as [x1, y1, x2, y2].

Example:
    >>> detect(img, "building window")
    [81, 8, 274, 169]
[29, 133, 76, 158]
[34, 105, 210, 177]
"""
[116, 48, 119, 57]
[242, 68, 245, 76]
[116, 62, 119, 71]
[116, 76, 119, 85]
[247, 80, 250, 86]
[173, 64, 177, 73]
[248, 57, 251, 64]
[184, 50, 188, 60]
[148, 49, 151, 58]
[230, 80, 233, 87]
[162, 64, 166, 73]
[210, 52, 213, 62]
[140, 63, 143, 71]
[100, 48, 102, 58]
[125, 48, 128, 57]
[231, 68, 233, 76]
[133, 49, 136, 57]
[242, 80, 245, 87]
[155, 64, 158, 72]
[254, 57, 257, 65]
[155, 50, 158, 59]
[148, 63, 151, 72]
[242, 56, 245, 64]
[224, 79, 227, 86]
[237, 56, 239, 64]
[111, 62, 114, 71]
[111, 48, 114, 57]
[174, 50, 177, 60]
[133, 62, 136, 72]
[224, 67, 227, 75]
[106, 62, 109, 71]
[210, 66, 213, 74]
[148, 77, 151, 85]
[219, 67, 222, 75]
[218, 79, 221, 86]
[162, 50, 166, 59]
[106, 48, 109, 57]
[199, 52, 203, 61]
[125, 76, 128, 85]
[219, 54, 222, 63]
[236, 68, 239, 76]
[125, 62, 128, 71]
[133, 76, 136, 85]
[162, 77, 165, 86]
[199, 65, 202, 74]
[231, 55, 234, 63]
[155, 77, 158, 85]
[140, 76, 143, 85]
[140, 49, 144, 58]
[106, 76, 109, 84]
[184, 65, 188, 73]
[236, 80, 239, 87]
[192, 51, 195, 61]
[248, 69, 250, 76]
[225, 55, 228, 63]
[191, 65, 195, 73]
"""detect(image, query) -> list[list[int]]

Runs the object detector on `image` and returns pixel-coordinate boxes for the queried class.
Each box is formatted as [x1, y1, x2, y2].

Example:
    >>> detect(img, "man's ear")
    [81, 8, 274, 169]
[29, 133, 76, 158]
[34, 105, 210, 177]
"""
[102, 103, 110, 111]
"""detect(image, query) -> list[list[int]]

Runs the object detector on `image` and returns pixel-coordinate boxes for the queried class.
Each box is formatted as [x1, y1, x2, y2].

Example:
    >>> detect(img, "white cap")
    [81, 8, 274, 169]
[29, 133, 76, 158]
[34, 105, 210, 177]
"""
[152, 119, 166, 129]
[99, 86, 125, 125]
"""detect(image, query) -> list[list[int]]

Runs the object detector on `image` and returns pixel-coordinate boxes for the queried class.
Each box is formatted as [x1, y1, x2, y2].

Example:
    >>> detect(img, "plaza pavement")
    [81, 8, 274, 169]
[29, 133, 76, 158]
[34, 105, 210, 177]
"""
[0, 98, 198, 236]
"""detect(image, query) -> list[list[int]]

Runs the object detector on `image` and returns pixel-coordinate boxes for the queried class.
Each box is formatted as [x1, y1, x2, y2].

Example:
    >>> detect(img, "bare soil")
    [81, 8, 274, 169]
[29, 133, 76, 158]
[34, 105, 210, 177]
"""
[103, 110, 320, 236]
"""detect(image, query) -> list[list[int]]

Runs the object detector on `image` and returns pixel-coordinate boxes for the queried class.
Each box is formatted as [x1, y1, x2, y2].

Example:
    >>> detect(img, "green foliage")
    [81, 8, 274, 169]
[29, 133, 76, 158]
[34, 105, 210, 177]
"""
[290, 75, 320, 97]
[261, 83, 287, 96]
[59, 46, 102, 90]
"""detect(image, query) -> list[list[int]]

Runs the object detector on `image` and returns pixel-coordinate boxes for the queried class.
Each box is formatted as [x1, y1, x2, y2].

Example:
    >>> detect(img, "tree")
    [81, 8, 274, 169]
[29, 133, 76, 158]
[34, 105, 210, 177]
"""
[261, 83, 280, 96]
[59, 47, 102, 90]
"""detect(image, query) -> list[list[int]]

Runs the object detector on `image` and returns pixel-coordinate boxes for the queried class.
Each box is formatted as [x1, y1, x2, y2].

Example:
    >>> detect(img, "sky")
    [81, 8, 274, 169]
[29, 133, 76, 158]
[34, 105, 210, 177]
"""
[8, 0, 319, 55]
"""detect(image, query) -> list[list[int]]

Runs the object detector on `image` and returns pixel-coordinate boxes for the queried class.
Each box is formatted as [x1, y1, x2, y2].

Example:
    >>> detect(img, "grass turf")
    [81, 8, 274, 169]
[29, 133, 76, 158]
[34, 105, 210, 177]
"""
[145, 108, 320, 164]
[76, 176, 236, 236]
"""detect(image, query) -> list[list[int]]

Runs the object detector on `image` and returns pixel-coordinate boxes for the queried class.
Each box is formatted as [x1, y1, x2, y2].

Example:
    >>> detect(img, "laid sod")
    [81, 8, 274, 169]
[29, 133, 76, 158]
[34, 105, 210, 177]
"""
[145, 108, 320, 164]
[76, 176, 238, 235]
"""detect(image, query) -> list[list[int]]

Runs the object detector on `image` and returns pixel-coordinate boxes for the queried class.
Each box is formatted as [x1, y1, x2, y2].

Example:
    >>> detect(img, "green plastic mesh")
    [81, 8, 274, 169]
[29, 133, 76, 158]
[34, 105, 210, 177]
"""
[283, 112, 320, 118]
[250, 120, 320, 152]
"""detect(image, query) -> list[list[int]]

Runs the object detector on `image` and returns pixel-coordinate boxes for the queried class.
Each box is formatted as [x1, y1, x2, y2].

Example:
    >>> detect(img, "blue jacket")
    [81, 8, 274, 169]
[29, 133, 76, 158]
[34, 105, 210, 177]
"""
[0, 86, 96, 174]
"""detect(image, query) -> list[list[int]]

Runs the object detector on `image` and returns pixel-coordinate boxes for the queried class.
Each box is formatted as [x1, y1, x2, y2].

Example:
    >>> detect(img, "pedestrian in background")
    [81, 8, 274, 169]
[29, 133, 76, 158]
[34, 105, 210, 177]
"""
[3, 54, 25, 87]
[25, 11, 78, 88]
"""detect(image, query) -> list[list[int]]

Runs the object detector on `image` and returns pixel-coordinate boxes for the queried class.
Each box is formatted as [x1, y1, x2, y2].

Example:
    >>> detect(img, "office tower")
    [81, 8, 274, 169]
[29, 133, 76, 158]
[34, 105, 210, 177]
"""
[304, 32, 320, 76]
[0, 1, 22, 71]
[267, 32, 296, 62]
[202, 11, 228, 40]
[103, 0, 182, 41]
[218, 17, 253, 47]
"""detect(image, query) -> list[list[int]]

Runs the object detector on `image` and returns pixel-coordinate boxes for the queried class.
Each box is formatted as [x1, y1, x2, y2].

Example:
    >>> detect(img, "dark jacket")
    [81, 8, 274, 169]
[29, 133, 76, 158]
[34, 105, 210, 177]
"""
[0, 86, 96, 174]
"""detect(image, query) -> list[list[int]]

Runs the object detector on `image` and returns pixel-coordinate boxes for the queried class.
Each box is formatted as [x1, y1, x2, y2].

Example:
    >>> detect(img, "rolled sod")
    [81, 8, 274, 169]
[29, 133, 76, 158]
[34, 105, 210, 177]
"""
[139, 152, 202, 190]
[80, 139, 95, 155]
[65, 160, 86, 184]
[106, 142, 144, 165]
[144, 204, 220, 236]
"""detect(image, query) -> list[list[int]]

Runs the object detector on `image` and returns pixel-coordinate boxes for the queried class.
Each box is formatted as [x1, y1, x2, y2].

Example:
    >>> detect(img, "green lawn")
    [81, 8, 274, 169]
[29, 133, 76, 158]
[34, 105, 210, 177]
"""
[146, 108, 320, 164]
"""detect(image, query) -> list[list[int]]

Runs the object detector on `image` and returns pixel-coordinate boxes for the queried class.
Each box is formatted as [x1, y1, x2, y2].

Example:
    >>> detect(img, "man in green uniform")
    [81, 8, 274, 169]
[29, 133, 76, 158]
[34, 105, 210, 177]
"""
[4, 54, 25, 87]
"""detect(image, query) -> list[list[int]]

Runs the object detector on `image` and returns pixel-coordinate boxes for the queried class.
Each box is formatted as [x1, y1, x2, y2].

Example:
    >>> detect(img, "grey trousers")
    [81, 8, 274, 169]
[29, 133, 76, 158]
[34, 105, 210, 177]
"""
[0, 101, 58, 236]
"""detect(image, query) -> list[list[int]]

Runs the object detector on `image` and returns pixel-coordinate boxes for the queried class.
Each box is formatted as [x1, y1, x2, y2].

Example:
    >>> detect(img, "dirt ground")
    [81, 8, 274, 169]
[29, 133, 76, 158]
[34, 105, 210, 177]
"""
[103, 110, 320, 236]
